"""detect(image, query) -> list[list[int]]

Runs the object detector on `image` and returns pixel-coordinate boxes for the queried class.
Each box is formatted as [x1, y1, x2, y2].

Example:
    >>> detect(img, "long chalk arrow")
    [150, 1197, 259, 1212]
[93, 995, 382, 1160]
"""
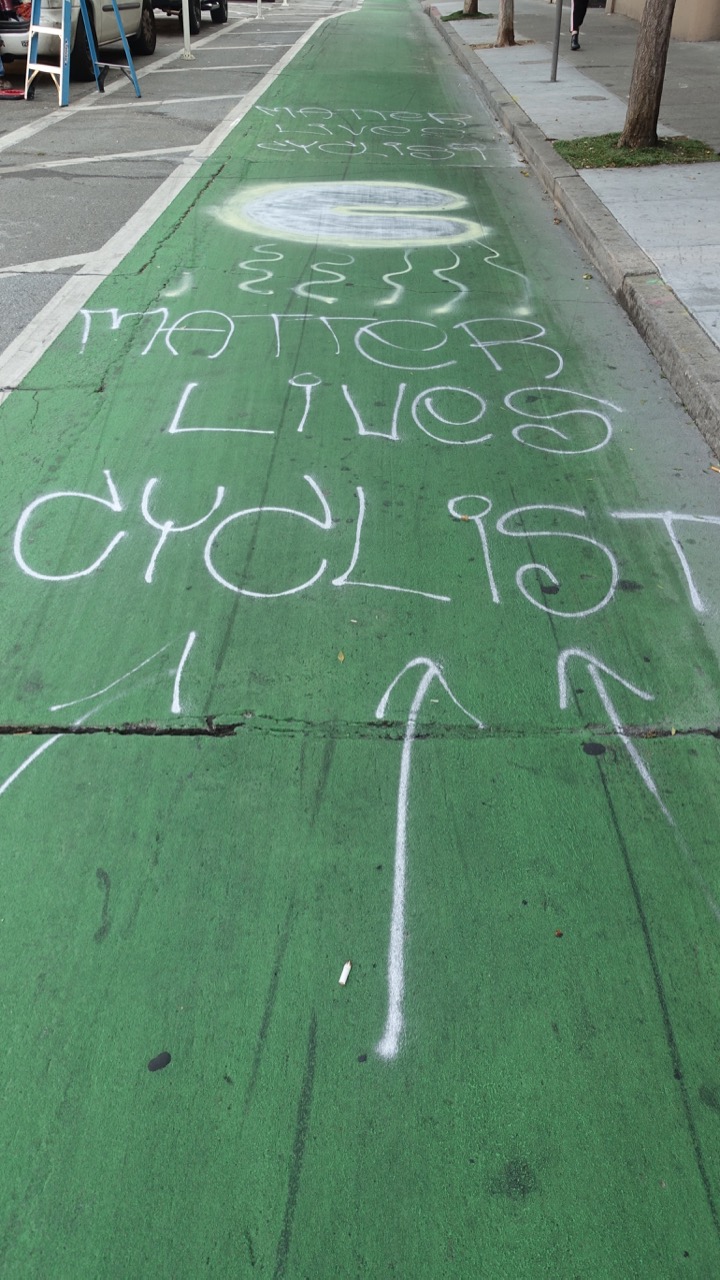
[375, 657, 484, 1061]
[557, 647, 672, 825]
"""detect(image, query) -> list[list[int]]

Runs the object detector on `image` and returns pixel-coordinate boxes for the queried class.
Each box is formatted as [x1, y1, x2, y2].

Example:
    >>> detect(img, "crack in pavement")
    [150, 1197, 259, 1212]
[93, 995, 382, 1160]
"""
[0, 720, 716, 741]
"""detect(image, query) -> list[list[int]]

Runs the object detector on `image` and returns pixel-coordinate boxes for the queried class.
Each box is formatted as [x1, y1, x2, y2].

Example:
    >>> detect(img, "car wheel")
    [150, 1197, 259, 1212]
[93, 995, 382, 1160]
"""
[70, 9, 97, 81]
[129, 0, 156, 54]
[180, 0, 202, 35]
[211, 0, 227, 24]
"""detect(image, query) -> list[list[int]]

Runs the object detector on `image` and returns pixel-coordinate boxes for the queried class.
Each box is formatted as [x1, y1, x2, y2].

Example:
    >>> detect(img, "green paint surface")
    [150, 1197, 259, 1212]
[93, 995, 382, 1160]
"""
[1, 2, 720, 1275]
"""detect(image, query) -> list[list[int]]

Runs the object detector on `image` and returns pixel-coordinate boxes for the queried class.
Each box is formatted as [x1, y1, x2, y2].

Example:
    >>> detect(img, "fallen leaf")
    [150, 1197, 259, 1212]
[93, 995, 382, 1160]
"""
[583, 273, 593, 280]
[338, 651, 345, 662]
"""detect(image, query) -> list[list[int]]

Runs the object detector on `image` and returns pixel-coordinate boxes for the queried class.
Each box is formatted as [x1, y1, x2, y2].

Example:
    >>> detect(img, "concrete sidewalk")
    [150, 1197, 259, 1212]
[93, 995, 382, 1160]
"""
[429, 0, 720, 453]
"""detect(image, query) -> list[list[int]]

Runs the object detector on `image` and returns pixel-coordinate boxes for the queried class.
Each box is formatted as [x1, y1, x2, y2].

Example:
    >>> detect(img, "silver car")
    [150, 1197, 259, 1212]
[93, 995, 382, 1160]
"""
[0, 0, 155, 81]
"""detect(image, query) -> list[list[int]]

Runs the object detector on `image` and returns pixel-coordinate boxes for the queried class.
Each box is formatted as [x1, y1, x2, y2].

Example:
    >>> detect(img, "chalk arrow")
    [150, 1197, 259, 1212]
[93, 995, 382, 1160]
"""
[375, 658, 483, 1061]
[557, 647, 672, 825]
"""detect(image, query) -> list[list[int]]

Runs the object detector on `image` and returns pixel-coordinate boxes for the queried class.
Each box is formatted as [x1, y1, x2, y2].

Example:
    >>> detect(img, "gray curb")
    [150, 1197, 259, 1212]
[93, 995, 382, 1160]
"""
[428, 7, 720, 457]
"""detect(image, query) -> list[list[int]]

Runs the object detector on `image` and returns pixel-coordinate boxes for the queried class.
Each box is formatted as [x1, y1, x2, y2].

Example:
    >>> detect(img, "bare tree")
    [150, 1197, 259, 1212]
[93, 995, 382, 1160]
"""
[618, 0, 677, 148]
[495, 0, 514, 45]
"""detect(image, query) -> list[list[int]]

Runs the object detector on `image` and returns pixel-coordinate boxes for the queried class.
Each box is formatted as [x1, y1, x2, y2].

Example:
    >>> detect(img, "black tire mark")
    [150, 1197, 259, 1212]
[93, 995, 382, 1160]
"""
[273, 1011, 318, 1280]
[242, 901, 295, 1119]
[598, 769, 720, 1238]
[94, 867, 111, 942]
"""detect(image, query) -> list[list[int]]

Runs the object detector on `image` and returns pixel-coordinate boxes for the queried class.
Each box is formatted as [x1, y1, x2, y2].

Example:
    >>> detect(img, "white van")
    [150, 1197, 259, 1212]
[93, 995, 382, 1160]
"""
[0, 0, 155, 81]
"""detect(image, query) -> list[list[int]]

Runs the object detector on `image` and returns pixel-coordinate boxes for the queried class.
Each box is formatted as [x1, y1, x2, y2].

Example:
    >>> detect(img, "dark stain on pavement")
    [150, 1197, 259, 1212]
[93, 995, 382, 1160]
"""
[148, 1052, 171, 1072]
[94, 868, 111, 942]
[244, 1228, 257, 1268]
[699, 1085, 720, 1114]
[488, 1158, 538, 1200]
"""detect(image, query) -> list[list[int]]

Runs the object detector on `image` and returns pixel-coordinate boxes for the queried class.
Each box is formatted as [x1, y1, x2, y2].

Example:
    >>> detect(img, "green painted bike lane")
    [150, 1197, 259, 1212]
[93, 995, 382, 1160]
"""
[1, 2, 720, 1274]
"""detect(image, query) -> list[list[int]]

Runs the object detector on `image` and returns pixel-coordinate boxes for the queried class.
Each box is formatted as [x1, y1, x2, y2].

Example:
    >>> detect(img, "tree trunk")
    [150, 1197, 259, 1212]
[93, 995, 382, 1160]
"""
[463, 0, 478, 14]
[618, 0, 677, 148]
[495, 0, 514, 46]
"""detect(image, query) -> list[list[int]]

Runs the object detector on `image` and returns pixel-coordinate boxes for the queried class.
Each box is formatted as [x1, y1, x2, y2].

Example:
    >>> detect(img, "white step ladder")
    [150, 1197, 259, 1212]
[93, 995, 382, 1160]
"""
[24, 0, 141, 106]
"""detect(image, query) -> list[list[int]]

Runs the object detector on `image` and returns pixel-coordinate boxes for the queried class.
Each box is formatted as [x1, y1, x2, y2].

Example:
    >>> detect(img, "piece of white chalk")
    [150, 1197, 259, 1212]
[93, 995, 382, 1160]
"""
[339, 961, 352, 986]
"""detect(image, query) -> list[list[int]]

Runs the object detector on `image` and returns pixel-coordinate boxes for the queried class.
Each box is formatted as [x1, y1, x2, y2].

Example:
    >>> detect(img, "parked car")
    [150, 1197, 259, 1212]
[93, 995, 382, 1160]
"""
[153, 0, 226, 37]
[0, 0, 156, 81]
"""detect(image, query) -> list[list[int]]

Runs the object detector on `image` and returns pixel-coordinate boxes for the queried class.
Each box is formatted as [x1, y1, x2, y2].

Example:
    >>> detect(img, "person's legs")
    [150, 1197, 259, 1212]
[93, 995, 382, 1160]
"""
[570, 0, 588, 48]
[0, 34, 23, 92]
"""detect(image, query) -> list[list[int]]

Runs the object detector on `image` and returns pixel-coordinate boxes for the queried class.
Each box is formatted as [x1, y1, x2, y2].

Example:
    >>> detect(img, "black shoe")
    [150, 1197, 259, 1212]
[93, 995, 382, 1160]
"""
[571, 32, 580, 50]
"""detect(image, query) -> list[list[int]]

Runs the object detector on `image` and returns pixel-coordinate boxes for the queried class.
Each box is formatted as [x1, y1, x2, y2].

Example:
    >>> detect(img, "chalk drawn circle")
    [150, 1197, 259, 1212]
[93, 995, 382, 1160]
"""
[412, 386, 489, 445]
[448, 495, 493, 522]
[213, 181, 490, 248]
[205, 510, 328, 598]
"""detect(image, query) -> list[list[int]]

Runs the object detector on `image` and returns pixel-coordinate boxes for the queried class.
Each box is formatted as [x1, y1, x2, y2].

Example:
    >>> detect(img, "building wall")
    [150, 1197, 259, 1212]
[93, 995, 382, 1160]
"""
[612, 0, 720, 41]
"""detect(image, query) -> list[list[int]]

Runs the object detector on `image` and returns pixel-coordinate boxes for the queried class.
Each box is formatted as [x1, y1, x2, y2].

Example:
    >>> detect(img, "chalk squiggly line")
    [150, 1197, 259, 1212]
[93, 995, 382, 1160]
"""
[293, 257, 355, 305]
[378, 251, 414, 307]
[432, 251, 469, 316]
[475, 238, 532, 313]
[238, 243, 283, 295]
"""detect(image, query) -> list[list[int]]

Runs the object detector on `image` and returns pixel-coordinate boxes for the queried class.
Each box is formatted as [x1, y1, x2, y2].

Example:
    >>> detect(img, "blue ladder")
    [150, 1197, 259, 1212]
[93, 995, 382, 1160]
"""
[24, 0, 71, 105]
[24, 0, 141, 104]
[78, 0, 141, 97]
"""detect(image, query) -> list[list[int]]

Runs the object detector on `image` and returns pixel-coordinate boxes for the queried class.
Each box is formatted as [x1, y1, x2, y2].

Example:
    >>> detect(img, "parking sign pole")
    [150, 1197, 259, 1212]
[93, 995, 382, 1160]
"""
[181, 0, 193, 57]
[550, 0, 563, 81]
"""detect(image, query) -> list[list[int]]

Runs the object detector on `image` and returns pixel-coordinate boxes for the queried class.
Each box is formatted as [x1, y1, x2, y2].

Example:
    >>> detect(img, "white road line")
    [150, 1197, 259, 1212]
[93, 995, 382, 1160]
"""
[72, 93, 246, 110]
[0, 254, 91, 276]
[0, 8, 354, 404]
[148, 63, 274, 70]
[1, 145, 192, 176]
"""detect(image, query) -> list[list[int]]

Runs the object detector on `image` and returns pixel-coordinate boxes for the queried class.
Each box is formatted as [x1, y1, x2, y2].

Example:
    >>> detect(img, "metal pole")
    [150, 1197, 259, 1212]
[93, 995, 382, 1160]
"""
[255, 0, 264, 20]
[181, 0, 193, 58]
[550, 0, 563, 81]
